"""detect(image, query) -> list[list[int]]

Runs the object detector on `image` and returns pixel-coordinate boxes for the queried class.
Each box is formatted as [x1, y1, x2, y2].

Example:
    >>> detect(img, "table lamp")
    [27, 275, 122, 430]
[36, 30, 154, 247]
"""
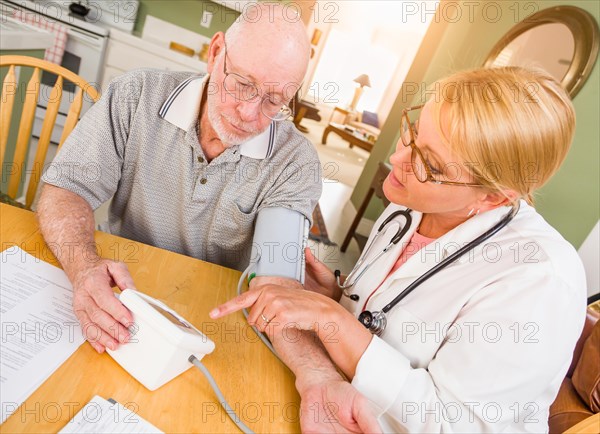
[349, 74, 371, 111]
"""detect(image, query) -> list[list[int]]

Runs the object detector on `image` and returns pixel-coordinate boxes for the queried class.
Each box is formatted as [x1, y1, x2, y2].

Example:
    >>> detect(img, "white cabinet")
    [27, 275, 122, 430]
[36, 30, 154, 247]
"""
[102, 29, 208, 90]
[101, 65, 127, 89]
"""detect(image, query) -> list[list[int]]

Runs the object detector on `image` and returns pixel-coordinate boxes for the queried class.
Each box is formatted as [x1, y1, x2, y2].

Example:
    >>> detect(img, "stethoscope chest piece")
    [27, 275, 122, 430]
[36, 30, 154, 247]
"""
[358, 310, 387, 336]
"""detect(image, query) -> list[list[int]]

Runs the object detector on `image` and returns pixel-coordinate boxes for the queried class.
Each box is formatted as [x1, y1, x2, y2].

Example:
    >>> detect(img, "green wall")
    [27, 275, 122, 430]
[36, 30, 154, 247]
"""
[535, 0, 600, 246]
[133, 1, 240, 37]
[352, 0, 600, 248]
[133, 0, 296, 38]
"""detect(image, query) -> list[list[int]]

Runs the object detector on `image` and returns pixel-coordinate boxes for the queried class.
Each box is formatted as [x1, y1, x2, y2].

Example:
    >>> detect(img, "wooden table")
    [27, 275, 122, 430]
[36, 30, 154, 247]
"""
[322, 122, 374, 152]
[0, 203, 301, 433]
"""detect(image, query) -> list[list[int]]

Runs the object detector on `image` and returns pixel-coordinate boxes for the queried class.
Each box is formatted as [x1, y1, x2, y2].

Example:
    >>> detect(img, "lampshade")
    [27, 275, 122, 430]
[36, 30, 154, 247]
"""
[353, 74, 371, 88]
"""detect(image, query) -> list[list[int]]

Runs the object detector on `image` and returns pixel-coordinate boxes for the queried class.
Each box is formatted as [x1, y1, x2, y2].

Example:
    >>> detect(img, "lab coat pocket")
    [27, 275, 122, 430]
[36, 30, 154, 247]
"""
[381, 304, 441, 369]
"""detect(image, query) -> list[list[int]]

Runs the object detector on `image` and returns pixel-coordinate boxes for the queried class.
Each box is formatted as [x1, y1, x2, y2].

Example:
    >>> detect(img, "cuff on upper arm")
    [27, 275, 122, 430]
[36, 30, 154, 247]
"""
[351, 335, 412, 412]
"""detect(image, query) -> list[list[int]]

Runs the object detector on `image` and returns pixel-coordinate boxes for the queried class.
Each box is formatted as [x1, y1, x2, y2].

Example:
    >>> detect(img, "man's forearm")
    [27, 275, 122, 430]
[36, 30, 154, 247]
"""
[271, 329, 342, 393]
[250, 277, 342, 388]
[36, 184, 99, 279]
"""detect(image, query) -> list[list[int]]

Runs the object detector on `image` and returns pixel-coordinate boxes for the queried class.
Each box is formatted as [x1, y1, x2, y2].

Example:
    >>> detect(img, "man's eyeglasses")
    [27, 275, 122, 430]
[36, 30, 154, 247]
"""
[222, 41, 293, 121]
[401, 105, 481, 187]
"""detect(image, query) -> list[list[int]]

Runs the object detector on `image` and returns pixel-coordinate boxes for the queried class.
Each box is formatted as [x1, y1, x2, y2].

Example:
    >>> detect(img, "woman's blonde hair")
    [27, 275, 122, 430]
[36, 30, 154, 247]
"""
[429, 66, 576, 204]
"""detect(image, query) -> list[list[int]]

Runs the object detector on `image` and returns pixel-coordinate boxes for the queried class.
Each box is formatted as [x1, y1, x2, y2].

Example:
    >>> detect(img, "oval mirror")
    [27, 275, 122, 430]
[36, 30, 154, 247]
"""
[483, 6, 599, 97]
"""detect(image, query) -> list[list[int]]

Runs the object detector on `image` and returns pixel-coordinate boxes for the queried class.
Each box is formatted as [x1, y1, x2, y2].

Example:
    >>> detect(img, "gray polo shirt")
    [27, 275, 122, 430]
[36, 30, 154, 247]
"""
[42, 69, 322, 270]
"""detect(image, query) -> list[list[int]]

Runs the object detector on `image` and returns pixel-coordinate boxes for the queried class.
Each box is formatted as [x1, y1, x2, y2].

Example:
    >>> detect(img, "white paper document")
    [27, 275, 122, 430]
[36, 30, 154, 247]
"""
[0, 246, 85, 424]
[59, 395, 163, 433]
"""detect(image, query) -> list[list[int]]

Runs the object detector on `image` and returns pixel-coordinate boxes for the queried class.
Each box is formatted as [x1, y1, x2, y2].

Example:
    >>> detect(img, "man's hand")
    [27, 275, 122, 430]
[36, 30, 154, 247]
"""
[72, 259, 135, 353]
[37, 185, 135, 353]
[299, 379, 381, 434]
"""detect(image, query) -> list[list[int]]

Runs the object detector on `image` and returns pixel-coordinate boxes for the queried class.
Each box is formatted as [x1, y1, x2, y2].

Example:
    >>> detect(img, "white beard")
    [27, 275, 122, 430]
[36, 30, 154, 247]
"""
[207, 96, 265, 147]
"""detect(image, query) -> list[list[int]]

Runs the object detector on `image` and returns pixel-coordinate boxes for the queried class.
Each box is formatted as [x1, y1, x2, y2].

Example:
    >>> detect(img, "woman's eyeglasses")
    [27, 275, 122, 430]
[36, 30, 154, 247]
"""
[401, 105, 481, 187]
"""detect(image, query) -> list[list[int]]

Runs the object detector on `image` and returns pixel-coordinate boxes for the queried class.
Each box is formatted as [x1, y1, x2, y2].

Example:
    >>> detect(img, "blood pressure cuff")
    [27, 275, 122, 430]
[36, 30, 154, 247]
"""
[251, 207, 309, 283]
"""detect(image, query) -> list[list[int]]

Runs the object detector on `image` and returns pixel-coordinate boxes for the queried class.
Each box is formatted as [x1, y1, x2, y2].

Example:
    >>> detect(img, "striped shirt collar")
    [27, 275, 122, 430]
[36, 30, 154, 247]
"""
[158, 73, 275, 160]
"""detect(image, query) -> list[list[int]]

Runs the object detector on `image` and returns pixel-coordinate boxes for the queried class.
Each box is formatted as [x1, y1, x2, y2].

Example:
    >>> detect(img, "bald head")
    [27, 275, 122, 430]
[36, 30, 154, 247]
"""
[202, 4, 311, 147]
[225, 3, 310, 85]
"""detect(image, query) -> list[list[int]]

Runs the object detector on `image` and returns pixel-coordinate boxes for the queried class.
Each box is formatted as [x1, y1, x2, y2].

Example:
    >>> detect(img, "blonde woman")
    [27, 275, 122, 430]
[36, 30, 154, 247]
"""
[212, 67, 586, 433]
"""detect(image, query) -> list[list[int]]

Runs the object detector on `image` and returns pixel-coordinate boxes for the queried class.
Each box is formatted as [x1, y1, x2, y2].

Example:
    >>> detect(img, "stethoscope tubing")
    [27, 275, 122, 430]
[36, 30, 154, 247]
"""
[337, 209, 413, 293]
[379, 202, 520, 314]
[342, 202, 521, 335]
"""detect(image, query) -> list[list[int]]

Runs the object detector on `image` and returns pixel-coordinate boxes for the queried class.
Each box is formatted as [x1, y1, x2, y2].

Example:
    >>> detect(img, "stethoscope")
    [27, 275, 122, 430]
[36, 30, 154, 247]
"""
[335, 208, 413, 301]
[335, 202, 520, 335]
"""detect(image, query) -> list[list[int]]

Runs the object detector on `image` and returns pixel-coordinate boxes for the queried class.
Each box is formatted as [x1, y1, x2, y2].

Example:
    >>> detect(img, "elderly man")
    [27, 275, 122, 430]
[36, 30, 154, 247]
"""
[37, 5, 320, 353]
[37, 5, 379, 431]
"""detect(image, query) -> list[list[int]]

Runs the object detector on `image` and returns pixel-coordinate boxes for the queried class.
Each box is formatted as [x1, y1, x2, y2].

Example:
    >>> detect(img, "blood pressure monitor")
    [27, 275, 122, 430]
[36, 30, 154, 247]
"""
[106, 289, 215, 391]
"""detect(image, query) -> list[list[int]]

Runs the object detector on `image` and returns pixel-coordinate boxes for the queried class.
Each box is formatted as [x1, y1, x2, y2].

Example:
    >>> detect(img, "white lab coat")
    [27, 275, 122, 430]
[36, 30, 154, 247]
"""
[342, 201, 586, 433]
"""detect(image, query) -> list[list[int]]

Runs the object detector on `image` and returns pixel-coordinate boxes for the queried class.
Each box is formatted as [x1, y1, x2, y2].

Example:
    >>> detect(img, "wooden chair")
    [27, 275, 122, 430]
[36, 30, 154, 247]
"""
[0, 55, 100, 209]
[341, 162, 391, 252]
